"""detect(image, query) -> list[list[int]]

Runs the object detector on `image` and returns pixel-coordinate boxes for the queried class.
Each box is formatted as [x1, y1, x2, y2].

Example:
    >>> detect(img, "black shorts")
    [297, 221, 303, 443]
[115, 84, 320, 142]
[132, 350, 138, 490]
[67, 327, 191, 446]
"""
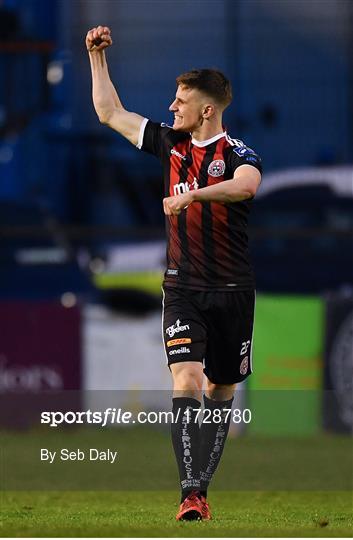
[162, 286, 255, 385]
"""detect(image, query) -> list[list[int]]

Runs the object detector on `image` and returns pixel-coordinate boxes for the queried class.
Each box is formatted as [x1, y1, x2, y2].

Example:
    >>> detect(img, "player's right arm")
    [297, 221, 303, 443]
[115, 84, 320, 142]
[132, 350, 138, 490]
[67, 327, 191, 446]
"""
[86, 26, 144, 146]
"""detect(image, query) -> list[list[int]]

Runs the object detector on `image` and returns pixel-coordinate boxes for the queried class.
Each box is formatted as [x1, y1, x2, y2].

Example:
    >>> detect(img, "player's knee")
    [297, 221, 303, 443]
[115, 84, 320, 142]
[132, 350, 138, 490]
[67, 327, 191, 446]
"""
[172, 364, 203, 392]
[206, 380, 236, 401]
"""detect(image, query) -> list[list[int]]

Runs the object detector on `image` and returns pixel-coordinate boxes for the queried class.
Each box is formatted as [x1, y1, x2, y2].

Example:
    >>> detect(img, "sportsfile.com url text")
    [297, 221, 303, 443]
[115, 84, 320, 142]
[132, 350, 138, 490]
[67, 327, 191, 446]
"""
[41, 408, 252, 428]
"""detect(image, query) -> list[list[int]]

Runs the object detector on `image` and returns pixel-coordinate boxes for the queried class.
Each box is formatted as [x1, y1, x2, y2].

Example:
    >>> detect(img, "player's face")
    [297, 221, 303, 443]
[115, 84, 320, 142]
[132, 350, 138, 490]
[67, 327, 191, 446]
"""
[169, 85, 205, 132]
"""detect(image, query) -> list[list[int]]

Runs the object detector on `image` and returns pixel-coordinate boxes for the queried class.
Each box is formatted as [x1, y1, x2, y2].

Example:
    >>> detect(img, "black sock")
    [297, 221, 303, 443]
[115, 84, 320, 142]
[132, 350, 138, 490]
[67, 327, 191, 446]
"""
[171, 397, 201, 503]
[199, 394, 234, 495]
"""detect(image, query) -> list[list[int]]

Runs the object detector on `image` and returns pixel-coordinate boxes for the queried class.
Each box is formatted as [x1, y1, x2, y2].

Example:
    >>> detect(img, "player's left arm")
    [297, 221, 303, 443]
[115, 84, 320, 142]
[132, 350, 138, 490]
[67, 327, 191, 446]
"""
[163, 164, 261, 216]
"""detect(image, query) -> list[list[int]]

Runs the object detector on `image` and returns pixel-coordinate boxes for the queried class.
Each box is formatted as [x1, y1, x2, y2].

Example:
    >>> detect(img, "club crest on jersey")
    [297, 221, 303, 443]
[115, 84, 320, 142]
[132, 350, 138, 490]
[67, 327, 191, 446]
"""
[208, 159, 225, 177]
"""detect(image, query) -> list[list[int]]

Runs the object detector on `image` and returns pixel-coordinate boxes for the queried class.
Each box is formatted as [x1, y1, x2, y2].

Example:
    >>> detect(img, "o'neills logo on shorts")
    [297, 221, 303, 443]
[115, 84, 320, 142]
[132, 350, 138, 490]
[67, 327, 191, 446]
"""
[167, 338, 192, 347]
[169, 347, 190, 355]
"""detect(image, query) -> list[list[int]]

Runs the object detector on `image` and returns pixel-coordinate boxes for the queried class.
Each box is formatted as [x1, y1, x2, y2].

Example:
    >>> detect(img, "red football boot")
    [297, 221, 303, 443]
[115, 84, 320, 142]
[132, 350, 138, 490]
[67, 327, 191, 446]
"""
[200, 495, 212, 520]
[175, 491, 203, 521]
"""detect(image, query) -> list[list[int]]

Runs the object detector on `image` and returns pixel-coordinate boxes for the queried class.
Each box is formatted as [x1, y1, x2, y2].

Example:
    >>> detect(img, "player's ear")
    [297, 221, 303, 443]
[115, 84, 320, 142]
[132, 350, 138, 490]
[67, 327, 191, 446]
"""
[202, 104, 214, 119]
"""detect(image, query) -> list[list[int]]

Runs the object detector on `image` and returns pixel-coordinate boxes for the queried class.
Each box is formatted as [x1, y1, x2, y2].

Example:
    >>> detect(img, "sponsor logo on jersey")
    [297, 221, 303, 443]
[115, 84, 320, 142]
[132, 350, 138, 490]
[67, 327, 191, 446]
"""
[169, 347, 191, 355]
[167, 338, 192, 347]
[208, 159, 225, 177]
[161, 122, 173, 128]
[167, 268, 178, 276]
[173, 177, 199, 196]
[166, 319, 190, 338]
[170, 148, 187, 160]
[239, 356, 249, 375]
[233, 146, 256, 158]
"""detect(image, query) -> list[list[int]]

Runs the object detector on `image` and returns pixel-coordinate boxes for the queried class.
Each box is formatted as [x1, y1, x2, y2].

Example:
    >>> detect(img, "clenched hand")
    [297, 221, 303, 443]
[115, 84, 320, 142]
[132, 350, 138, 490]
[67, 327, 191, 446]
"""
[86, 26, 112, 52]
[163, 191, 194, 215]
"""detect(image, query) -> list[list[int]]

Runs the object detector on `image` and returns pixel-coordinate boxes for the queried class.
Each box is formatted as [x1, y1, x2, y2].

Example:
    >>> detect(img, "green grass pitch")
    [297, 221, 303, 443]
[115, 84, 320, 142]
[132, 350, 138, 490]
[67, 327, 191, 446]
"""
[1, 490, 352, 537]
[1, 427, 352, 537]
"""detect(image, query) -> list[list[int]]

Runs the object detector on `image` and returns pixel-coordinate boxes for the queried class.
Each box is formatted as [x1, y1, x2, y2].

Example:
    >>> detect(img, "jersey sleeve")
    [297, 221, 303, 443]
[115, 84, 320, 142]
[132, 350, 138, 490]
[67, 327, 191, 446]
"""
[136, 118, 171, 159]
[227, 143, 263, 175]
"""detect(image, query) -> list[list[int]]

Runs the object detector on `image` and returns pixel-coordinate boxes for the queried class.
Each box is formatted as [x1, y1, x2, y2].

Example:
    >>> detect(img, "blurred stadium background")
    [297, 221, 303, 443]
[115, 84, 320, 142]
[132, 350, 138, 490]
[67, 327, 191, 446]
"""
[0, 0, 352, 440]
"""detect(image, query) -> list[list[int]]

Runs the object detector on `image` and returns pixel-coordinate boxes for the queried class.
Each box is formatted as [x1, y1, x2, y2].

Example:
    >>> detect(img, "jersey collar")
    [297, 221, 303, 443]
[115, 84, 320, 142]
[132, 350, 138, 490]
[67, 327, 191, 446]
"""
[191, 131, 226, 148]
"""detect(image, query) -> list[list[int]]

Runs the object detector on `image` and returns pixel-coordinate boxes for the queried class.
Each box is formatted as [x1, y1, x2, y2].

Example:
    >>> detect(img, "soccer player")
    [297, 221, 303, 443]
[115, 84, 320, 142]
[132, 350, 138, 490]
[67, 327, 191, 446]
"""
[86, 26, 262, 521]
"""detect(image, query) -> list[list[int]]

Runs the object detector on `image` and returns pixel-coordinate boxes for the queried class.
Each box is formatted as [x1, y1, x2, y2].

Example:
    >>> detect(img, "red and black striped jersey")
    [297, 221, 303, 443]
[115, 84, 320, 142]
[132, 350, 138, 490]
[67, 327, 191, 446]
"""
[137, 119, 262, 291]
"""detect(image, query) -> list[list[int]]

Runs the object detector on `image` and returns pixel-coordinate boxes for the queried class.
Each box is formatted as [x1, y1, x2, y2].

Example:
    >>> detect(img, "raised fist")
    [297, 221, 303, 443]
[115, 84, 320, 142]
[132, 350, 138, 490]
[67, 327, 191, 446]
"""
[86, 26, 112, 52]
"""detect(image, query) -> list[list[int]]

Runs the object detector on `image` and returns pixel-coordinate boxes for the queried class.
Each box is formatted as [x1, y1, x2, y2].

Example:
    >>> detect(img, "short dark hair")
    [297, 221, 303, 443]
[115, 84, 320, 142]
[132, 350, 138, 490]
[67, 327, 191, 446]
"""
[176, 68, 232, 109]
